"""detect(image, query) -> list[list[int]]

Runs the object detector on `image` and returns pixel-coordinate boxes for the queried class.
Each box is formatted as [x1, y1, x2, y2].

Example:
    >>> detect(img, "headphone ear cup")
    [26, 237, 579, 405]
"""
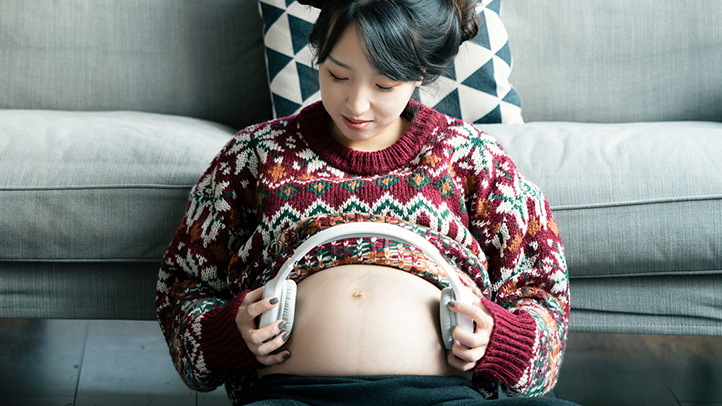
[279, 279, 297, 336]
[439, 287, 457, 350]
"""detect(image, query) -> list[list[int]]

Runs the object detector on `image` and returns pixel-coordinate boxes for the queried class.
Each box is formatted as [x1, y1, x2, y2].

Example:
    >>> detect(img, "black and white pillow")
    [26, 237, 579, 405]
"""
[258, 0, 523, 124]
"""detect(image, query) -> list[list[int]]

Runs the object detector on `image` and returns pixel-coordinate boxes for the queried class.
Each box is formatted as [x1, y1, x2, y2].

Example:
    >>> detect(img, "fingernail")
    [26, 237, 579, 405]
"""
[278, 320, 287, 331]
[448, 300, 457, 308]
[282, 332, 290, 342]
[283, 352, 291, 360]
[270, 297, 279, 305]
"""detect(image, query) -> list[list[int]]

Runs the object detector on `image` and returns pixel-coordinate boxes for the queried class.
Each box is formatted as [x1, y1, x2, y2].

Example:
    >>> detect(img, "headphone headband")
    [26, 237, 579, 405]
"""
[263, 222, 475, 311]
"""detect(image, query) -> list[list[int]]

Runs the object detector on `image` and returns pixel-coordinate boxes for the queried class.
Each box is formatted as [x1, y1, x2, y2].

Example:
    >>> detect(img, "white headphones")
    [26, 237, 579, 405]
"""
[258, 222, 479, 350]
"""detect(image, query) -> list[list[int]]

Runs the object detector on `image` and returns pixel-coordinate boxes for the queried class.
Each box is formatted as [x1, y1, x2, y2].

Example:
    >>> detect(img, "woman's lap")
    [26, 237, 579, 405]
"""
[242, 374, 578, 406]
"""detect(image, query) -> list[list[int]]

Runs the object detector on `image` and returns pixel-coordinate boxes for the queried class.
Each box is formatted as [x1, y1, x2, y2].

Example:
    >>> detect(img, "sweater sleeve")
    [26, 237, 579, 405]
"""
[155, 132, 262, 391]
[465, 132, 570, 397]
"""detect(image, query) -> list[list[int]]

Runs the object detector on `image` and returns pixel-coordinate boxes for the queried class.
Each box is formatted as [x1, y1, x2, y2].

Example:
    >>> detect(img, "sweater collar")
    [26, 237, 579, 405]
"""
[298, 99, 439, 176]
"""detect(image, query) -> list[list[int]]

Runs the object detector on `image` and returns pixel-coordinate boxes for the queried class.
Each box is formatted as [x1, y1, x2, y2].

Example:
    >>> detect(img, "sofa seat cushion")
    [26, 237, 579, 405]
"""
[482, 121, 722, 279]
[0, 110, 234, 262]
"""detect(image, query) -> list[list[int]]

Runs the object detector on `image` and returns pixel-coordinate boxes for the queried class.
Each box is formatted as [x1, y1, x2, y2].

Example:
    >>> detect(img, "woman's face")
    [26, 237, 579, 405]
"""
[319, 24, 421, 152]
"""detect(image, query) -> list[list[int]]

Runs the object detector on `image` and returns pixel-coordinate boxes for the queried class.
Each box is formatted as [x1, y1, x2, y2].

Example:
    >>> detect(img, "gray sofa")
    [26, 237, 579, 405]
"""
[1, 0, 720, 337]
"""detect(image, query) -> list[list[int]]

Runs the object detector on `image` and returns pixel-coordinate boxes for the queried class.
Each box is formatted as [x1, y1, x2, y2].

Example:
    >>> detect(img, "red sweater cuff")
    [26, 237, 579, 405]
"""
[474, 297, 537, 386]
[197, 290, 261, 373]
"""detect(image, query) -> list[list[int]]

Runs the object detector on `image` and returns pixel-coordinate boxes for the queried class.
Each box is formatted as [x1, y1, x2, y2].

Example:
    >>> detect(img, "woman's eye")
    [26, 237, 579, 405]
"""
[329, 72, 347, 82]
[377, 84, 394, 91]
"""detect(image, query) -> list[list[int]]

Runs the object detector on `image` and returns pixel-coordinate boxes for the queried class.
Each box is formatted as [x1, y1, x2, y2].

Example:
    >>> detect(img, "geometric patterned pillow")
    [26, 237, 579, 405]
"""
[258, 0, 321, 118]
[258, 0, 523, 124]
[415, 0, 523, 124]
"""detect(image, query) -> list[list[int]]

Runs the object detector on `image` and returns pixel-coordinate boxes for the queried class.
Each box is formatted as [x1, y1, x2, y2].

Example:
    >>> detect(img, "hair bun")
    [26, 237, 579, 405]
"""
[454, 0, 481, 43]
[296, 0, 325, 8]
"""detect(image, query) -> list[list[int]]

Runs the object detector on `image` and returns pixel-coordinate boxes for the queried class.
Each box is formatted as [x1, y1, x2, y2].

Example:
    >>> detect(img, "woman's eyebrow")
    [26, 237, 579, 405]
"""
[328, 55, 350, 69]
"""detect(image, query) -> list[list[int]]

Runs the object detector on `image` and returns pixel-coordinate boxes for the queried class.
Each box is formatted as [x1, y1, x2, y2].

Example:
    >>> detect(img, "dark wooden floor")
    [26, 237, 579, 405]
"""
[0, 319, 720, 406]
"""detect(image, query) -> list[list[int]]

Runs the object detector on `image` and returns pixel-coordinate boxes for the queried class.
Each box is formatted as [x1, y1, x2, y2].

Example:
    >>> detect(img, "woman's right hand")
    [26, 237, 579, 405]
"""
[235, 286, 291, 366]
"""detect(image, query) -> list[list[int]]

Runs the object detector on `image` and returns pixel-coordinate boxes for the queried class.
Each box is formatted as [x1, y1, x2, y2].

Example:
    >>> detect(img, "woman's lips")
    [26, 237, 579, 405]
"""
[342, 115, 371, 131]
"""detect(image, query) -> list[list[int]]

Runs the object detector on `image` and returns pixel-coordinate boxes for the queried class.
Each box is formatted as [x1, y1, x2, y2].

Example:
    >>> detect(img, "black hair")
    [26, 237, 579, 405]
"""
[300, 0, 481, 85]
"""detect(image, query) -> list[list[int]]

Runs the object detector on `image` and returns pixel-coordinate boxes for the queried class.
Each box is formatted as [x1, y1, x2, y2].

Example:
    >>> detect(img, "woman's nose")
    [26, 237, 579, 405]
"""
[346, 86, 371, 115]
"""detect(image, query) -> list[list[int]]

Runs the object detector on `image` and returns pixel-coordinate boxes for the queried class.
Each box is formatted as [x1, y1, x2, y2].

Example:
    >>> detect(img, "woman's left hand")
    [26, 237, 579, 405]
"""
[445, 299, 494, 372]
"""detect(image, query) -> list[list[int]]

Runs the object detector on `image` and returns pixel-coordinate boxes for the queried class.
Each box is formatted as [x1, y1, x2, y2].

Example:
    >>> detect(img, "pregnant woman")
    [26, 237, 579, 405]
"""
[156, 0, 574, 404]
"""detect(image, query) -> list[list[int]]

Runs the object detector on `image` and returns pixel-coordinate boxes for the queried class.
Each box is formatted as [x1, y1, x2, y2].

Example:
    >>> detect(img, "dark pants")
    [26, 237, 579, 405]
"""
[243, 374, 579, 406]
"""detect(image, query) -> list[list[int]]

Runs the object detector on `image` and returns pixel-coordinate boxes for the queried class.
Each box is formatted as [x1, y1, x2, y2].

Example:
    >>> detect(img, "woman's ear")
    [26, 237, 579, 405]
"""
[416, 69, 426, 87]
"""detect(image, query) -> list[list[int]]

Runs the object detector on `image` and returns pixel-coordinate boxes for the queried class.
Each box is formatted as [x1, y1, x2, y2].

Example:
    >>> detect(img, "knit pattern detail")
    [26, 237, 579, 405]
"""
[155, 100, 570, 401]
[197, 291, 261, 373]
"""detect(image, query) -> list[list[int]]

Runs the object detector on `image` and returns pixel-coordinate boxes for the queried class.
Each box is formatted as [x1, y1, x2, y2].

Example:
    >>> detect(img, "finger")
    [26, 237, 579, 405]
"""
[450, 339, 487, 364]
[447, 300, 491, 331]
[256, 330, 290, 356]
[248, 296, 280, 321]
[257, 350, 292, 367]
[247, 319, 287, 346]
[238, 296, 280, 331]
[451, 324, 489, 349]
[447, 350, 475, 372]
[237, 296, 281, 339]
[241, 286, 265, 306]
[259, 320, 288, 344]
[236, 287, 268, 328]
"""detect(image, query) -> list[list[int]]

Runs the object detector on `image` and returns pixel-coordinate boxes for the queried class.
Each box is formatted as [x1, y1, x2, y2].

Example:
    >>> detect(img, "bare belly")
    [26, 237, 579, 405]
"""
[259, 265, 470, 378]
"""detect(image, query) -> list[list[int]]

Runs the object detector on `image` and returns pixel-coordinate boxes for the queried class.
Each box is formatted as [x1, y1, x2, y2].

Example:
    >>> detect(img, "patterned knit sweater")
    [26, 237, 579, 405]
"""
[156, 100, 570, 403]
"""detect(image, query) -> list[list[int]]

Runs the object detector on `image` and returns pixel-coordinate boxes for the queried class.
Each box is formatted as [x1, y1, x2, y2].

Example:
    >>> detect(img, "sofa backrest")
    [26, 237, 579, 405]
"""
[0, 0, 271, 130]
[504, 0, 722, 123]
[3, 1, 720, 126]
